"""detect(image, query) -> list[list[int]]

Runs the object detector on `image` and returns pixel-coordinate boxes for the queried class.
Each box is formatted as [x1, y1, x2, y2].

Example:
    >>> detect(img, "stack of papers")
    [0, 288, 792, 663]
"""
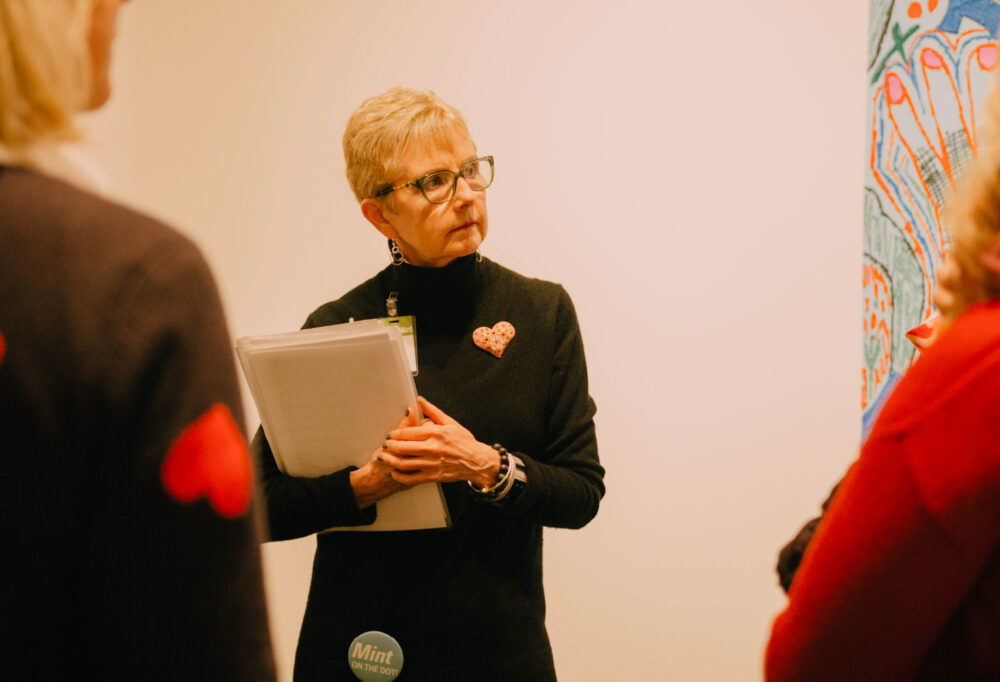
[236, 319, 450, 532]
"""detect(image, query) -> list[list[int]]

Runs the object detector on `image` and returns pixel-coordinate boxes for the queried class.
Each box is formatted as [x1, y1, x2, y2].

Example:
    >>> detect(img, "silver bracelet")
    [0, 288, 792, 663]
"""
[493, 454, 526, 507]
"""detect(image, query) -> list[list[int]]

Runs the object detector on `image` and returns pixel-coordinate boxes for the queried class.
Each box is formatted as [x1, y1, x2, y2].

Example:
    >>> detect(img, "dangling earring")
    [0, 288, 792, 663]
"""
[475, 250, 483, 263]
[389, 239, 405, 266]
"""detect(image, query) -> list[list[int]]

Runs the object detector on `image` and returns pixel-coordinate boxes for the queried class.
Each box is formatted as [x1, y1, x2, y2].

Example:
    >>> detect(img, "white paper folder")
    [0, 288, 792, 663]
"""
[236, 320, 450, 532]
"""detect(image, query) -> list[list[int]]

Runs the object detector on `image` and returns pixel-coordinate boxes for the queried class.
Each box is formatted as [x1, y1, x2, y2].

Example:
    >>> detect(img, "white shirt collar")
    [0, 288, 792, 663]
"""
[0, 141, 111, 196]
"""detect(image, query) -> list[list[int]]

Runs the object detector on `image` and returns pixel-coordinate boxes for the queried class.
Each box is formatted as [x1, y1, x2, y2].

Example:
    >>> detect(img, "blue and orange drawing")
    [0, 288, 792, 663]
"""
[863, 0, 999, 423]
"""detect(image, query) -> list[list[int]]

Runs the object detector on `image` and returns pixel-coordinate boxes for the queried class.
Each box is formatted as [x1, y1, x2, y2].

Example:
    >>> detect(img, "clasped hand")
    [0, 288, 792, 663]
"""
[379, 396, 499, 489]
[349, 397, 499, 509]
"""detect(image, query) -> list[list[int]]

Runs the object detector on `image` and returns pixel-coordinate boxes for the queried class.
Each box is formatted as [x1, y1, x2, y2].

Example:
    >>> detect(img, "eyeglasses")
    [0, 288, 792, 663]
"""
[375, 155, 494, 204]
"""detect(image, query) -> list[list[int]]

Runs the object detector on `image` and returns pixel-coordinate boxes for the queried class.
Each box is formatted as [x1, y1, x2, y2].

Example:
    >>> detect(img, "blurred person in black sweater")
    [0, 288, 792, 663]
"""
[0, 1, 275, 678]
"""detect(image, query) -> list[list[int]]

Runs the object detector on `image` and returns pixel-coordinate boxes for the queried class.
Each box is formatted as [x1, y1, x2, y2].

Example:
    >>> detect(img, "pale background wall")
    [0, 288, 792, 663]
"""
[83, 1, 867, 679]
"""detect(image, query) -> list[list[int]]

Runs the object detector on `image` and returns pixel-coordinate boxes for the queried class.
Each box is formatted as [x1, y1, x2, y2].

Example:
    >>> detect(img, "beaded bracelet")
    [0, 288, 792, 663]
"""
[468, 444, 525, 506]
[468, 444, 511, 501]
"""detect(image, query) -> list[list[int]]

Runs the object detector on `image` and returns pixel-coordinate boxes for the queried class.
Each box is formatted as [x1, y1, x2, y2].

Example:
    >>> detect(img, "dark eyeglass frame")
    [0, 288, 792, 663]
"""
[374, 155, 494, 204]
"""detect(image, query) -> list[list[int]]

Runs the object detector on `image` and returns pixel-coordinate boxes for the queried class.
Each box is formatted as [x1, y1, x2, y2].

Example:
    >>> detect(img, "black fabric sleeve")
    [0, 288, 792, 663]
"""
[504, 286, 605, 528]
[83, 233, 276, 680]
[255, 427, 376, 541]
[255, 307, 377, 541]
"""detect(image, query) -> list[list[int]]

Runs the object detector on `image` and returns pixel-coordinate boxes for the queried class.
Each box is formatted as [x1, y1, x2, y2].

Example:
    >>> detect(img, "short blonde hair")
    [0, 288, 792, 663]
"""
[0, 0, 93, 149]
[937, 74, 1000, 322]
[343, 86, 473, 202]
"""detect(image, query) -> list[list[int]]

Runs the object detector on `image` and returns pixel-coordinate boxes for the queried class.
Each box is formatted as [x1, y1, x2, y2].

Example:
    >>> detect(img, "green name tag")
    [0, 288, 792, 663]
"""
[378, 315, 418, 376]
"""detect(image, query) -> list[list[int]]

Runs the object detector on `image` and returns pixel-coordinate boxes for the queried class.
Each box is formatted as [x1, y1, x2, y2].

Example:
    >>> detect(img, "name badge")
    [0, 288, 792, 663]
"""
[378, 315, 418, 375]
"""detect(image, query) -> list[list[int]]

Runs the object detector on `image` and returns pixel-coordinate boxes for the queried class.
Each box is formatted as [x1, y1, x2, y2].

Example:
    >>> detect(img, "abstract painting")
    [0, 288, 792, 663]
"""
[863, 0, 999, 431]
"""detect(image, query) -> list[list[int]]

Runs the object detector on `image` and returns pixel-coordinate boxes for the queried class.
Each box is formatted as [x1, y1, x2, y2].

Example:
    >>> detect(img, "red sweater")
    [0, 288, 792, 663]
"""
[766, 299, 1000, 681]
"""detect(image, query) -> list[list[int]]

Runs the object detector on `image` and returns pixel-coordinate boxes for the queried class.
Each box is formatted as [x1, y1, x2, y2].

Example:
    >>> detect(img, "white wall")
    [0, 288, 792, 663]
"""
[89, 2, 867, 679]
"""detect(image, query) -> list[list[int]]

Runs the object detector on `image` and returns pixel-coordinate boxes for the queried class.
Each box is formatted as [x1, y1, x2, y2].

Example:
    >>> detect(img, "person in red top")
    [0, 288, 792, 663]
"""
[765, 77, 1000, 680]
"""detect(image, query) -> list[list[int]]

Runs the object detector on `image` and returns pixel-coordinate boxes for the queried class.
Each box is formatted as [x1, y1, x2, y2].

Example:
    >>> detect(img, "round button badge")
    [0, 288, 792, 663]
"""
[348, 631, 403, 682]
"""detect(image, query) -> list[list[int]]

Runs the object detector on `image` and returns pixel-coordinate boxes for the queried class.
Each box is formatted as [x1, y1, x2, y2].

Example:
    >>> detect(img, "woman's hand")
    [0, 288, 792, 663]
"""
[379, 396, 501, 488]
[349, 408, 416, 509]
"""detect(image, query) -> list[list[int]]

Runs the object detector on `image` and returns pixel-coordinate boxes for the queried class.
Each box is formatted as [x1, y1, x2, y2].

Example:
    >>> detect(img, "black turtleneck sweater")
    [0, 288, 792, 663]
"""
[255, 254, 604, 681]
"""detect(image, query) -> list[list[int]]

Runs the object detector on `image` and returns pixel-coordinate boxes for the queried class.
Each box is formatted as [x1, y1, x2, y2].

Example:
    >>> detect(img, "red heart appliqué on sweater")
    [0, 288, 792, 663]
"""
[473, 321, 515, 358]
[161, 403, 252, 519]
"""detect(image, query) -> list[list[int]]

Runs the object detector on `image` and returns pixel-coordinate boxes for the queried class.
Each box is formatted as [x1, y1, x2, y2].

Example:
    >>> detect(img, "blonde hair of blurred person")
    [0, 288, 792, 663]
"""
[0, 0, 125, 187]
[936, 76, 1000, 323]
[343, 86, 474, 203]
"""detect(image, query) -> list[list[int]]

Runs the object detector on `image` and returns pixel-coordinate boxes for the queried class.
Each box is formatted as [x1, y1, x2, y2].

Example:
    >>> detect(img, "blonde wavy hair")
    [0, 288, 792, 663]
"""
[0, 0, 93, 149]
[343, 86, 473, 203]
[935, 73, 1000, 323]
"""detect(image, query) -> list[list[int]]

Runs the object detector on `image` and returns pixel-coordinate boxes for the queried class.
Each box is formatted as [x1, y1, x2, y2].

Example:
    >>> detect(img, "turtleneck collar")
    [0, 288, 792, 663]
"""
[383, 252, 482, 322]
[395, 251, 478, 280]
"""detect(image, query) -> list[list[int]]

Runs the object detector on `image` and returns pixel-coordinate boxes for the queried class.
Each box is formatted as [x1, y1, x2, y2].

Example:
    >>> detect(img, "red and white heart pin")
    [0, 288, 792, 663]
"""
[473, 321, 515, 358]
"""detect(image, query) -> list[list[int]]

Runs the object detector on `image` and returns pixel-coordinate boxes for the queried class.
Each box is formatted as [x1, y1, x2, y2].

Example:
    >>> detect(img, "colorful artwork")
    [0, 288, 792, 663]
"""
[863, 0, 999, 428]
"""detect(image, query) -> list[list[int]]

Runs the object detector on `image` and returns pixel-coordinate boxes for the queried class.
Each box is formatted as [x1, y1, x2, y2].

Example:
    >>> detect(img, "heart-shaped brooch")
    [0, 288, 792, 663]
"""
[161, 403, 253, 519]
[473, 321, 515, 358]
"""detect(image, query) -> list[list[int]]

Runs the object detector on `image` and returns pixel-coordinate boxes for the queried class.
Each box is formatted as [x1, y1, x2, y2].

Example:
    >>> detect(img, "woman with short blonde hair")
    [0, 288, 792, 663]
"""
[257, 86, 605, 680]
